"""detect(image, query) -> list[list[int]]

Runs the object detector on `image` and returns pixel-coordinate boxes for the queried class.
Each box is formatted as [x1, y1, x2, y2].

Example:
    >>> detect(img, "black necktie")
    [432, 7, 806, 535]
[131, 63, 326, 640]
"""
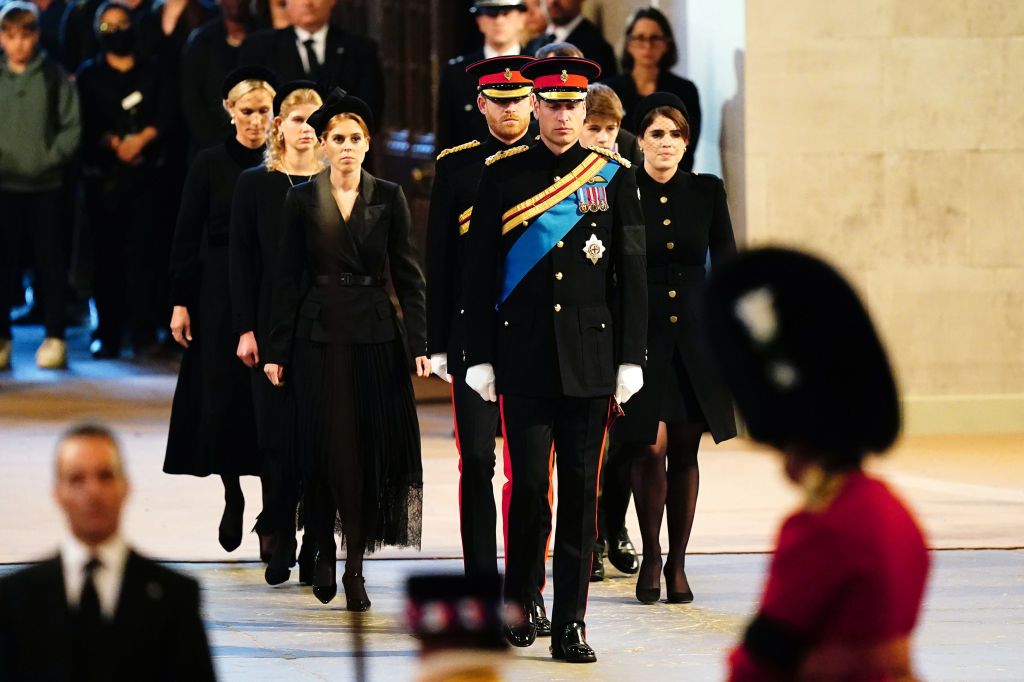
[303, 38, 322, 79]
[79, 557, 102, 626]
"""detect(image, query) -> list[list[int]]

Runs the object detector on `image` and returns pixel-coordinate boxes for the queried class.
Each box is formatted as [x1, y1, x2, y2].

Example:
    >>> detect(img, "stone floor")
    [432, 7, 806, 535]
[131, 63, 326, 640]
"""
[2, 327, 1023, 680]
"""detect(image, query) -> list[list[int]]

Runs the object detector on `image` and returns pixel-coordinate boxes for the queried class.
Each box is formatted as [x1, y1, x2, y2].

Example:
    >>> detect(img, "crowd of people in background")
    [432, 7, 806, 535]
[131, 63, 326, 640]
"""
[0, 0, 704, 371]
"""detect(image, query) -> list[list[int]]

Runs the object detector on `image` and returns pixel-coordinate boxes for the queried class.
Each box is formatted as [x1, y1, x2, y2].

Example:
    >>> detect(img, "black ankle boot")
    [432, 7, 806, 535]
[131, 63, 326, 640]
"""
[312, 550, 337, 604]
[218, 489, 244, 552]
[265, 532, 297, 586]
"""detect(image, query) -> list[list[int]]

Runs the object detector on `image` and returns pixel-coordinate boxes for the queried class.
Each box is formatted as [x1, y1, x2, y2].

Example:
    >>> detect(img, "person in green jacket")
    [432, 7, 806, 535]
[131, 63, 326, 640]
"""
[0, 1, 81, 370]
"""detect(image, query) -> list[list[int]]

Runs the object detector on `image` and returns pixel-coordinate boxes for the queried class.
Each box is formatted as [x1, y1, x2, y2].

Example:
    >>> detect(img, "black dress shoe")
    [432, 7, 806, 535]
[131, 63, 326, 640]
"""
[297, 538, 314, 586]
[264, 533, 296, 586]
[218, 494, 244, 552]
[312, 550, 337, 604]
[531, 601, 551, 637]
[589, 549, 605, 582]
[607, 528, 640, 574]
[502, 602, 537, 648]
[550, 622, 596, 663]
[342, 573, 371, 612]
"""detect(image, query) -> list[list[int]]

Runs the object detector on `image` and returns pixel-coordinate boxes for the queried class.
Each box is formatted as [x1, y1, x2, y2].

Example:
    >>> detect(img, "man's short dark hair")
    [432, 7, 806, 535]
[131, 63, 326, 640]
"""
[55, 423, 127, 479]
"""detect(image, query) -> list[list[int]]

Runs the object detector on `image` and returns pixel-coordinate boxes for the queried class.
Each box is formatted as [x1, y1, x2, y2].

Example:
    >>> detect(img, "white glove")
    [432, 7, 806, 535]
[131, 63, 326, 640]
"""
[614, 363, 644, 405]
[430, 353, 451, 382]
[465, 363, 497, 402]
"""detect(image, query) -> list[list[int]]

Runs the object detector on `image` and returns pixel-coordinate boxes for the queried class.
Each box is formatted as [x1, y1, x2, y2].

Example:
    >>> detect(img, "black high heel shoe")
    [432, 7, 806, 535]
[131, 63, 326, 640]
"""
[265, 533, 297, 586]
[218, 491, 244, 552]
[341, 573, 371, 612]
[635, 556, 662, 604]
[665, 567, 694, 604]
[312, 550, 337, 604]
[258, 532, 276, 563]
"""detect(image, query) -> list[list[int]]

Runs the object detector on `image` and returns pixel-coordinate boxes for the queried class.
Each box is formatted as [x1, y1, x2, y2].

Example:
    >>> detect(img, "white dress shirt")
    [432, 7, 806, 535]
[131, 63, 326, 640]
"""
[546, 13, 585, 44]
[294, 25, 329, 76]
[61, 533, 130, 620]
[483, 43, 521, 59]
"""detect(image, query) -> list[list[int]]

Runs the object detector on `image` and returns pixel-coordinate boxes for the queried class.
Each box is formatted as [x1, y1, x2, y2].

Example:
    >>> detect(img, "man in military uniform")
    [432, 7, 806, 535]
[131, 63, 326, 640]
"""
[462, 57, 648, 663]
[426, 54, 554, 638]
[436, 0, 527, 151]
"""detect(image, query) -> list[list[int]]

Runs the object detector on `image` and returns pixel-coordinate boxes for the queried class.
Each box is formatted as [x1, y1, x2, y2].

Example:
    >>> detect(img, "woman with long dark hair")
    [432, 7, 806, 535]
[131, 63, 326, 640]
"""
[263, 89, 427, 610]
[605, 7, 702, 172]
[164, 66, 277, 556]
[609, 92, 736, 605]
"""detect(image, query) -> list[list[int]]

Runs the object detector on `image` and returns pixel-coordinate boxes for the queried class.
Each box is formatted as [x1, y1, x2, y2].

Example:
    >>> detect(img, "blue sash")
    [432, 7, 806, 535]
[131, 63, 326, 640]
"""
[498, 163, 620, 306]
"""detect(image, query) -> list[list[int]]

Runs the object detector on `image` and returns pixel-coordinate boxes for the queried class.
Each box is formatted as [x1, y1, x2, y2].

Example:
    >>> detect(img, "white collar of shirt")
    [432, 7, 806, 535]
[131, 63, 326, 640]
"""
[483, 43, 520, 60]
[61, 533, 130, 620]
[548, 14, 585, 43]
[294, 24, 329, 72]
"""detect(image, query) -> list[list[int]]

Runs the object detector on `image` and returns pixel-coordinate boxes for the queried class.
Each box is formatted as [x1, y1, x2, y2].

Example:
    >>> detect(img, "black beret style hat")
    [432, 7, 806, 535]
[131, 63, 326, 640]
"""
[308, 87, 375, 136]
[521, 57, 601, 101]
[704, 248, 900, 464]
[465, 55, 535, 100]
[221, 65, 278, 100]
[632, 91, 690, 133]
[272, 80, 319, 116]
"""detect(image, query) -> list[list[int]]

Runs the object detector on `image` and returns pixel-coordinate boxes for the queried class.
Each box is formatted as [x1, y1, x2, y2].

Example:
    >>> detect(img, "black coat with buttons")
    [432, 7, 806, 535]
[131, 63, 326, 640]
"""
[462, 142, 648, 399]
[613, 166, 737, 444]
[426, 135, 531, 376]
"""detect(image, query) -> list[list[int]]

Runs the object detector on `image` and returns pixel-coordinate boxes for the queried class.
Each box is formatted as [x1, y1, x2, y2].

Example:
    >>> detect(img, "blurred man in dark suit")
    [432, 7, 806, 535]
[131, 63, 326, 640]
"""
[524, 0, 616, 79]
[0, 424, 217, 682]
[238, 0, 383, 122]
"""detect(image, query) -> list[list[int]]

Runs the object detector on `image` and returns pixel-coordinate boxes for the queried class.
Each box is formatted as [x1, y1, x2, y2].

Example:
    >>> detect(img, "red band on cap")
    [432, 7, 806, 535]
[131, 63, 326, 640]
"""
[478, 71, 530, 86]
[533, 73, 589, 90]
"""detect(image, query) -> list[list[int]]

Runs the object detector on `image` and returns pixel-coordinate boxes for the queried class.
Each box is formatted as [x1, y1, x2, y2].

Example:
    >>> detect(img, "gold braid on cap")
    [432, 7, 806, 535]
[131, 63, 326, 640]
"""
[436, 139, 481, 161]
[485, 144, 530, 166]
[587, 145, 632, 168]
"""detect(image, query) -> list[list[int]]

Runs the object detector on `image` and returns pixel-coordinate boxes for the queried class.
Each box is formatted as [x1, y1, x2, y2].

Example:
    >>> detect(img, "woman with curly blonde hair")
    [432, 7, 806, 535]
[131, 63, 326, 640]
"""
[229, 80, 323, 584]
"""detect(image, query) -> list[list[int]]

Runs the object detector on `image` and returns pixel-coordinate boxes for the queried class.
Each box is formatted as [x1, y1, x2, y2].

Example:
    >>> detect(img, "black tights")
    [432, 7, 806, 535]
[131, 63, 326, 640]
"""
[310, 476, 366, 578]
[627, 422, 703, 593]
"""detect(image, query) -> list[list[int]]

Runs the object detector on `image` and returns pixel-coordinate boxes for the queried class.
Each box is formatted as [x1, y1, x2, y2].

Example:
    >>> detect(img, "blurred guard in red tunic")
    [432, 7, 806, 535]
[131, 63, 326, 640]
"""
[705, 248, 930, 682]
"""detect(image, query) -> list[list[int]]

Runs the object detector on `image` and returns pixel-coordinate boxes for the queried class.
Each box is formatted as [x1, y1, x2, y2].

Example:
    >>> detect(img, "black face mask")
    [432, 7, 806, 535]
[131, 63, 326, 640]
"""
[100, 27, 136, 56]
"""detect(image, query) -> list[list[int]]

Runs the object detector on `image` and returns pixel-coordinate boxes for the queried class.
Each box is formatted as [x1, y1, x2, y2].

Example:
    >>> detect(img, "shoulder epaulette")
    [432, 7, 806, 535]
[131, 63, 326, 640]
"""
[588, 145, 631, 168]
[436, 139, 481, 161]
[485, 144, 530, 166]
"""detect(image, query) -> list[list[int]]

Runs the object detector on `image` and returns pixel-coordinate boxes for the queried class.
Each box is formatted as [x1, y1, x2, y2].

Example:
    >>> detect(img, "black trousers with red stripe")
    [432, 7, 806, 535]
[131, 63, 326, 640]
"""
[500, 393, 609, 637]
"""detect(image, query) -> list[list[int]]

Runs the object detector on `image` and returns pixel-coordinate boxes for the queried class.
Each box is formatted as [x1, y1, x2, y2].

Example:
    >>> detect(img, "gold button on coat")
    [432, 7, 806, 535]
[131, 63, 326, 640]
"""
[554, 304, 562, 312]
[666, 242, 675, 250]
[556, 241, 564, 248]
[555, 272, 563, 280]
[668, 290, 677, 298]
[660, 196, 668, 204]
[663, 218, 671, 226]
[669, 315, 678, 323]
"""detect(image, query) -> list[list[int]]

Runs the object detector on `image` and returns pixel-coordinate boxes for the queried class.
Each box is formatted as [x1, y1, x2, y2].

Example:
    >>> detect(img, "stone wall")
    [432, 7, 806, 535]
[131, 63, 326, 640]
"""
[744, 1, 1024, 432]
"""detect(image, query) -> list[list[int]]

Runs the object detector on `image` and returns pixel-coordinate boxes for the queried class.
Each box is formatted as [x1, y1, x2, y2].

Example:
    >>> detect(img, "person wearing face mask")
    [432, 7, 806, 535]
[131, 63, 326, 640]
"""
[164, 66, 278, 559]
[610, 92, 737, 606]
[426, 55, 556, 639]
[75, 0, 171, 359]
[263, 89, 428, 611]
[607, 7, 701, 172]
[436, 0, 527, 151]
[58, 0, 152, 75]
[229, 80, 323, 586]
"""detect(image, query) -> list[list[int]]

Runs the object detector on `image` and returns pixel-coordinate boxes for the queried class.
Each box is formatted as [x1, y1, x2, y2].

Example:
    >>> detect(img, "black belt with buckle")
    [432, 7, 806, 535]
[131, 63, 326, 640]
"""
[315, 273, 383, 287]
[646, 265, 706, 285]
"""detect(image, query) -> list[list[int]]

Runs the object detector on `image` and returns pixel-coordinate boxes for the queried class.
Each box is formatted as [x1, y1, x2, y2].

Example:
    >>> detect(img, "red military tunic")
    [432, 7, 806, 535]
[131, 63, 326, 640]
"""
[729, 470, 930, 681]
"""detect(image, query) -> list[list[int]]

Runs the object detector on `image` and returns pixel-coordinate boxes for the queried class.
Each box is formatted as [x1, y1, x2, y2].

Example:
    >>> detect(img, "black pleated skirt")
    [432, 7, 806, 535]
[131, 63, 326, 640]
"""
[659, 348, 708, 428]
[291, 336, 423, 552]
